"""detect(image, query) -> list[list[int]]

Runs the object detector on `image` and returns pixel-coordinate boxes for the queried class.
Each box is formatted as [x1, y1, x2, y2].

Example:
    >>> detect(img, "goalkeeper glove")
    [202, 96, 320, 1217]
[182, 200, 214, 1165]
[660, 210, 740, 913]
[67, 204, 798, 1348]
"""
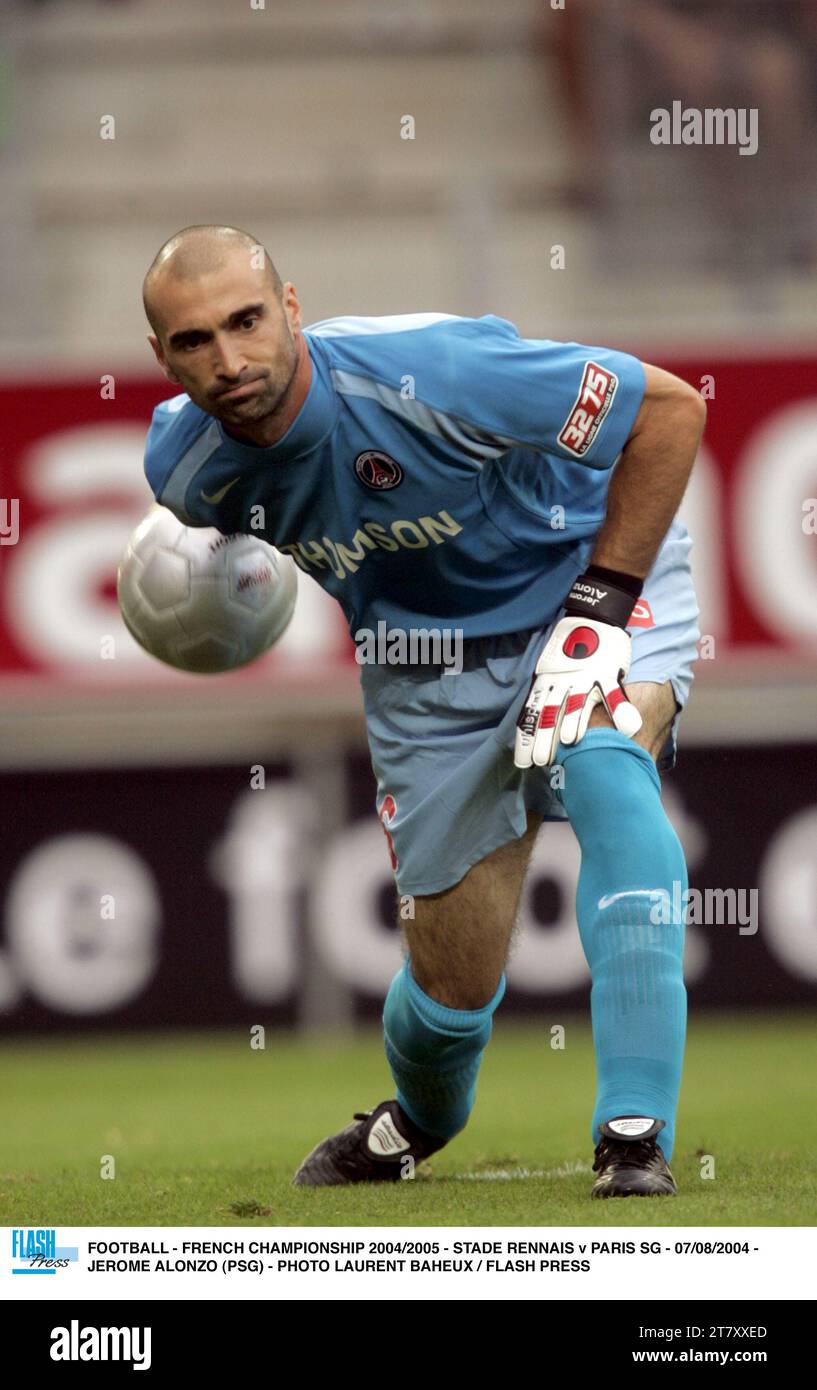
[514, 565, 644, 768]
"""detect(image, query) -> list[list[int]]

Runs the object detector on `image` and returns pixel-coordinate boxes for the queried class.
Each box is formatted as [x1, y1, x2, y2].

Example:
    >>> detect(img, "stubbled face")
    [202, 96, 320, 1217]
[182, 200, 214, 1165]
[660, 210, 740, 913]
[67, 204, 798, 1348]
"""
[147, 252, 301, 432]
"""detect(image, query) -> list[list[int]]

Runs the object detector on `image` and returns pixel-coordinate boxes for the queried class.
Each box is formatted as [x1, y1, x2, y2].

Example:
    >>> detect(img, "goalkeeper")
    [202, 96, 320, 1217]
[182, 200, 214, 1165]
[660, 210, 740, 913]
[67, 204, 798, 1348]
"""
[141, 224, 706, 1198]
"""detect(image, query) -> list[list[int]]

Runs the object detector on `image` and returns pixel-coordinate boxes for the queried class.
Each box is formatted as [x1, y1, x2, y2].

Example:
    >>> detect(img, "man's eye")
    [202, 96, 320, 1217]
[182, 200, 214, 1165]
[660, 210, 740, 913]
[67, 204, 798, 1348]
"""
[239, 317, 258, 330]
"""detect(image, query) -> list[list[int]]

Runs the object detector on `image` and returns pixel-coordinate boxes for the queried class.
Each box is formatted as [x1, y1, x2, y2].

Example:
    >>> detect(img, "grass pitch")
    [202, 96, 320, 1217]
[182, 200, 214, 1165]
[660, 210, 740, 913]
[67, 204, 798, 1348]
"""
[1, 1012, 814, 1226]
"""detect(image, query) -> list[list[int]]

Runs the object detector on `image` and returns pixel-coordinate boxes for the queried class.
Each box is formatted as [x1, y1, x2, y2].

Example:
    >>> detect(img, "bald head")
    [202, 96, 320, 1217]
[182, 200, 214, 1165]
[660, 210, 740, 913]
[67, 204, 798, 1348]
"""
[143, 224, 282, 339]
[142, 224, 308, 446]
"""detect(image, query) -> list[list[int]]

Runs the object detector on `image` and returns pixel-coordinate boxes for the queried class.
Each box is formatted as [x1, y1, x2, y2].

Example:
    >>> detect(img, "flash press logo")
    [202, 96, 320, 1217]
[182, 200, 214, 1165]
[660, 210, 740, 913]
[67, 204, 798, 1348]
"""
[50, 1321, 152, 1372]
[11, 1227, 77, 1274]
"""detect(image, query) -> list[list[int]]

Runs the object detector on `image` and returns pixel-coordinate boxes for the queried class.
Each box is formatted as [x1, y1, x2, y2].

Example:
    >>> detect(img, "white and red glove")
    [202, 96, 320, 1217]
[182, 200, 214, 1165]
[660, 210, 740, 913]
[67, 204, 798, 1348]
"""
[514, 568, 644, 768]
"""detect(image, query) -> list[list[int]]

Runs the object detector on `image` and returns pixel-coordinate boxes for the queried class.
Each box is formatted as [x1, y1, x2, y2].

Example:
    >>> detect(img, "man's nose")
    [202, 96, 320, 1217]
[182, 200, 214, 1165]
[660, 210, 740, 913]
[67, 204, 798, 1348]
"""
[212, 336, 247, 380]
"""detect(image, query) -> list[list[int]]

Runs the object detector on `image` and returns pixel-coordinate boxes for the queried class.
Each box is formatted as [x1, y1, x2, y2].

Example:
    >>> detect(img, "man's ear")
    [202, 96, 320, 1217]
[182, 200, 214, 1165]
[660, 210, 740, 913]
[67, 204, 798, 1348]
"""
[147, 332, 182, 385]
[282, 282, 303, 334]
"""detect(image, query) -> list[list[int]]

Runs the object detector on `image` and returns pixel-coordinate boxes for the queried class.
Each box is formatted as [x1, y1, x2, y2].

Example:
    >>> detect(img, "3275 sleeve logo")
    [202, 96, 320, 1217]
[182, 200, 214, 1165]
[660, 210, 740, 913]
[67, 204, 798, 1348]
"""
[557, 362, 619, 457]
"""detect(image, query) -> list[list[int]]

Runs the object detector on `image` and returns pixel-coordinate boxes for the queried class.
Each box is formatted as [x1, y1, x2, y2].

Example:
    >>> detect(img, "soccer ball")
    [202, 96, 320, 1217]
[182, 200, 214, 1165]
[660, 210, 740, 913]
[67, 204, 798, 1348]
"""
[117, 504, 298, 673]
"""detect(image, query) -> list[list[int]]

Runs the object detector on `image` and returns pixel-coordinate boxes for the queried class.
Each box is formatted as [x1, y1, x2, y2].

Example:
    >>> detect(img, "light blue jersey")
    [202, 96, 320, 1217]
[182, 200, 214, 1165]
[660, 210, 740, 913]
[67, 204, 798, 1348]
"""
[143, 313, 646, 637]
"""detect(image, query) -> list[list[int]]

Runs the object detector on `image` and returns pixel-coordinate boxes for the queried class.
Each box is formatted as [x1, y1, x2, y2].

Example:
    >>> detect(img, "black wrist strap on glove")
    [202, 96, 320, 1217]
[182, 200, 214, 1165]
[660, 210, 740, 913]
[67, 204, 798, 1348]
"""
[563, 564, 644, 629]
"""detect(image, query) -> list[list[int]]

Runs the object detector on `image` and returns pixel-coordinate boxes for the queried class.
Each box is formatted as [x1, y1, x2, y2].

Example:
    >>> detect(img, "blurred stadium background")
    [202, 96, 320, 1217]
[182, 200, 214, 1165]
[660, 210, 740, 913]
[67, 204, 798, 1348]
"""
[0, 0, 815, 1104]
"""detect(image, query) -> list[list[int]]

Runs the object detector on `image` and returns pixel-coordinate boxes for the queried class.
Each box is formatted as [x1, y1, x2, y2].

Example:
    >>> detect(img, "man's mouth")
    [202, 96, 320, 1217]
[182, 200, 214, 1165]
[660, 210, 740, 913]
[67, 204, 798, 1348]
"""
[217, 376, 262, 399]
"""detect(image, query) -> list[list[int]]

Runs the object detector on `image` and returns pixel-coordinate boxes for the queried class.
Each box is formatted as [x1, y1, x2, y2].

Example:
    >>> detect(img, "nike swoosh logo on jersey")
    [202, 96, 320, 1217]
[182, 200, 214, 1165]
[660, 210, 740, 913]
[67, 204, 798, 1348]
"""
[597, 890, 668, 910]
[200, 476, 240, 504]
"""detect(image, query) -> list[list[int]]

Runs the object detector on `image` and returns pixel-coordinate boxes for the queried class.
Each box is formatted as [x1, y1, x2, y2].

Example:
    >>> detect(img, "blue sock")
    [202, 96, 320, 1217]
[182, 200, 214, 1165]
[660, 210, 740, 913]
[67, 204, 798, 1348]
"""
[382, 956, 506, 1141]
[555, 728, 687, 1162]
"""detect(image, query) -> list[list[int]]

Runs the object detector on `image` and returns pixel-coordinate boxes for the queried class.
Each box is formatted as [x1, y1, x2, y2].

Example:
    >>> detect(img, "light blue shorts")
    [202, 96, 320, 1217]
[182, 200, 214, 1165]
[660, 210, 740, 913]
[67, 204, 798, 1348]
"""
[361, 518, 700, 897]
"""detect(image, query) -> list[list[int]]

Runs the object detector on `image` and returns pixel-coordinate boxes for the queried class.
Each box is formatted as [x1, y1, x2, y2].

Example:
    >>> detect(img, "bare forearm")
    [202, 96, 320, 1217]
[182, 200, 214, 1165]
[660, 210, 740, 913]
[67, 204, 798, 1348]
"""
[590, 365, 707, 578]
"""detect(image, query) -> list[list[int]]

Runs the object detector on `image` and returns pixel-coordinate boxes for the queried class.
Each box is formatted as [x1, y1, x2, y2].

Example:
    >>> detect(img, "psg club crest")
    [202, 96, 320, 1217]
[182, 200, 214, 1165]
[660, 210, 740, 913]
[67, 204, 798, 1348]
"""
[354, 450, 403, 490]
